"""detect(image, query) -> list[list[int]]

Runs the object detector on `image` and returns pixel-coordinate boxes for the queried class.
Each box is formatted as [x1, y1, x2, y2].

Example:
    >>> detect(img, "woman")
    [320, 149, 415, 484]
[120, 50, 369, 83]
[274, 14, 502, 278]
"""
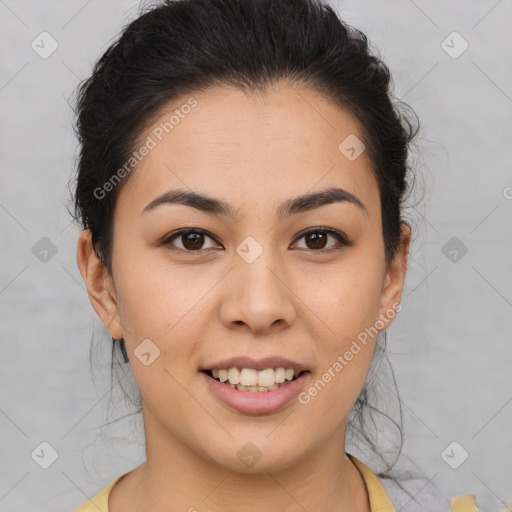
[70, 0, 487, 510]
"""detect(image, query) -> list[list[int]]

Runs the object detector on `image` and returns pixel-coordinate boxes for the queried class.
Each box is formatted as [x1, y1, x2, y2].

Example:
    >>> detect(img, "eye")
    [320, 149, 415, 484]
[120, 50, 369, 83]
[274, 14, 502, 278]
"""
[162, 227, 351, 254]
[291, 227, 351, 252]
[163, 228, 221, 252]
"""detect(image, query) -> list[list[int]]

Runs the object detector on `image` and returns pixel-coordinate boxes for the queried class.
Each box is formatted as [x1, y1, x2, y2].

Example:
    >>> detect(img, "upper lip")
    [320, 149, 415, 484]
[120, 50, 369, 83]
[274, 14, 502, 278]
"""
[200, 356, 310, 373]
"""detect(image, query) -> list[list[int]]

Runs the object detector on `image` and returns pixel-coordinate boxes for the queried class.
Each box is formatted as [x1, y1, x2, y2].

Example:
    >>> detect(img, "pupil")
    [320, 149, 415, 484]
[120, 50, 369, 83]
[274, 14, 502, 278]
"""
[184, 232, 203, 250]
[307, 232, 326, 249]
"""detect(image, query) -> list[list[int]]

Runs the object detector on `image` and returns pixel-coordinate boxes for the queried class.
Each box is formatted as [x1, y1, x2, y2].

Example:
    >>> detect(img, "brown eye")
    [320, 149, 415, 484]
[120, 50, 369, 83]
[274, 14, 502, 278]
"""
[163, 227, 350, 254]
[292, 228, 350, 251]
[304, 231, 328, 249]
[164, 229, 221, 252]
[181, 232, 204, 250]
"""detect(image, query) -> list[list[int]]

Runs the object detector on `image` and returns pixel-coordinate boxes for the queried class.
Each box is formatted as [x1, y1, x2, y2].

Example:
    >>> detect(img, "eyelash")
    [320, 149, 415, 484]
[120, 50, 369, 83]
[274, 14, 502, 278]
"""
[162, 227, 352, 254]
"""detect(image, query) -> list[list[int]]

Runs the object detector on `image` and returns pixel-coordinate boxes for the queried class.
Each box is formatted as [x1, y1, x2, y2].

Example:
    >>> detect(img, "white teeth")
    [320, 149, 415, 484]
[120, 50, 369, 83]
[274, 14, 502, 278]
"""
[235, 382, 283, 392]
[274, 367, 286, 383]
[208, 366, 305, 390]
[239, 368, 258, 386]
[227, 367, 240, 385]
[257, 368, 275, 387]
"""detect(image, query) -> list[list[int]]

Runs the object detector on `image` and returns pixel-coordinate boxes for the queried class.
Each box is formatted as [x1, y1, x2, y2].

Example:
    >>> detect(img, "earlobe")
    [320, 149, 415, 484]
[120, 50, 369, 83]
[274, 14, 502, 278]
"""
[76, 230, 123, 339]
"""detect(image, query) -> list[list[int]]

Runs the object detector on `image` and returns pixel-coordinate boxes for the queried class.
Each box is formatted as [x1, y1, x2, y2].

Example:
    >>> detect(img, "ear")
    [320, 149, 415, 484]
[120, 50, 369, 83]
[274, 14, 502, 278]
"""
[378, 223, 411, 327]
[76, 229, 123, 339]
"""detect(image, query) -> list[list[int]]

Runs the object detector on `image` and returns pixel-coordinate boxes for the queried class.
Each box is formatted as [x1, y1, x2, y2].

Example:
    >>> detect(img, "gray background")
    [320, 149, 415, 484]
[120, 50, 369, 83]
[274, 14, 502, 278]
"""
[1, 0, 511, 510]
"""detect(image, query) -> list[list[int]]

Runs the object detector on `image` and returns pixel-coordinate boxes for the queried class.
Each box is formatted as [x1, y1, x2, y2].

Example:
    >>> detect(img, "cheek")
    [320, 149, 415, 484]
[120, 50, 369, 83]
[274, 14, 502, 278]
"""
[298, 260, 384, 342]
[111, 225, 224, 392]
[297, 269, 382, 423]
[295, 254, 384, 408]
[113, 241, 198, 329]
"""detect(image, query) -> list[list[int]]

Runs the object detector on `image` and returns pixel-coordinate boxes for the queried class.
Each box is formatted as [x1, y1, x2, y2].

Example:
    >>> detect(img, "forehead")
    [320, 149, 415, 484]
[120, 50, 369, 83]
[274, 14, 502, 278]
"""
[117, 82, 380, 221]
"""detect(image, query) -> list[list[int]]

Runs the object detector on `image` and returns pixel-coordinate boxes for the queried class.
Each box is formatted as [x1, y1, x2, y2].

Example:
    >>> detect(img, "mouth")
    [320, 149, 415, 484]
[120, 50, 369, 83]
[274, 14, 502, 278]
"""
[200, 365, 311, 415]
[200, 367, 310, 393]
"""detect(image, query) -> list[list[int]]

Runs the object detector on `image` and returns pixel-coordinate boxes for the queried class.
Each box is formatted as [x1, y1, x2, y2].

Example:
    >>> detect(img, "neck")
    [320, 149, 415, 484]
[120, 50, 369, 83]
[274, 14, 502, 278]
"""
[110, 413, 370, 512]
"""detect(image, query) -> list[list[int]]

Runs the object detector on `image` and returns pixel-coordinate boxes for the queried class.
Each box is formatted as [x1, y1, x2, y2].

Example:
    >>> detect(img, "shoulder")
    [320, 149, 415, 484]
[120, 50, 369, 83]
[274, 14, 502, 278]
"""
[378, 475, 448, 511]
[374, 470, 512, 512]
[348, 453, 512, 512]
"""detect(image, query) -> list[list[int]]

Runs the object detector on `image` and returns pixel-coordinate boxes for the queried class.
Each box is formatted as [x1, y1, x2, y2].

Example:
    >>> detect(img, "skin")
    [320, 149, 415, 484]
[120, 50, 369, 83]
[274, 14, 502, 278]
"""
[77, 81, 410, 512]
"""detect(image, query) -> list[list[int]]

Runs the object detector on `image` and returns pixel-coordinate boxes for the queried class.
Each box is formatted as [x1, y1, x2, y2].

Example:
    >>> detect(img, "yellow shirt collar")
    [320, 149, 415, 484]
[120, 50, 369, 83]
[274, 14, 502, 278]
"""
[348, 453, 396, 511]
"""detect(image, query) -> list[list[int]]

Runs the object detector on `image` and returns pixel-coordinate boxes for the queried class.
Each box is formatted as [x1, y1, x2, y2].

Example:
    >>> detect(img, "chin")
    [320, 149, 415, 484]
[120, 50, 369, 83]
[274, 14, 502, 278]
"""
[202, 438, 304, 475]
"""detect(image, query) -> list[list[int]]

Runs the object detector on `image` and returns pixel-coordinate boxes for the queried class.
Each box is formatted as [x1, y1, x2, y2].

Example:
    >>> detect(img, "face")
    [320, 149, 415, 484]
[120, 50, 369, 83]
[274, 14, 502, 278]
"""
[78, 82, 410, 474]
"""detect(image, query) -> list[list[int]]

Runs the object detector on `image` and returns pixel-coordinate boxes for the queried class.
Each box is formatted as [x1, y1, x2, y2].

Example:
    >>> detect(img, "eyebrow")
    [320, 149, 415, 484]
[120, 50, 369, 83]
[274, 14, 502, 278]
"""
[142, 186, 368, 220]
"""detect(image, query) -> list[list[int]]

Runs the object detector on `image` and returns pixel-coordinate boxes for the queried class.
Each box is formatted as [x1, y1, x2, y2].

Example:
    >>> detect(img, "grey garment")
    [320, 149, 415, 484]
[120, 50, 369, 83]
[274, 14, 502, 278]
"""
[383, 480, 512, 512]
[352, 451, 451, 511]
[380, 476, 450, 511]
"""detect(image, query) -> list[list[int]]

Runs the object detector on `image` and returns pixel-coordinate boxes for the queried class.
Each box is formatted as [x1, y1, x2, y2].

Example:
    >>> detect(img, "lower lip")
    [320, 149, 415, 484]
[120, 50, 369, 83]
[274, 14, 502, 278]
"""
[201, 371, 310, 415]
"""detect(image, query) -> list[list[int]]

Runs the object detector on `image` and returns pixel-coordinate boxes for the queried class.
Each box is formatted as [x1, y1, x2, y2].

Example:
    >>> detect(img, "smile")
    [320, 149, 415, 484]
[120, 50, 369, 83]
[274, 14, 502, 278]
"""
[203, 367, 306, 392]
[200, 367, 311, 415]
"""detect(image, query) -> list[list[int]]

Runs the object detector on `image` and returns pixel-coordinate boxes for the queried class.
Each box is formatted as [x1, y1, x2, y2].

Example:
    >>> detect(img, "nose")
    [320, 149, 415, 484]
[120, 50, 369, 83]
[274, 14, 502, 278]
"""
[219, 246, 296, 336]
